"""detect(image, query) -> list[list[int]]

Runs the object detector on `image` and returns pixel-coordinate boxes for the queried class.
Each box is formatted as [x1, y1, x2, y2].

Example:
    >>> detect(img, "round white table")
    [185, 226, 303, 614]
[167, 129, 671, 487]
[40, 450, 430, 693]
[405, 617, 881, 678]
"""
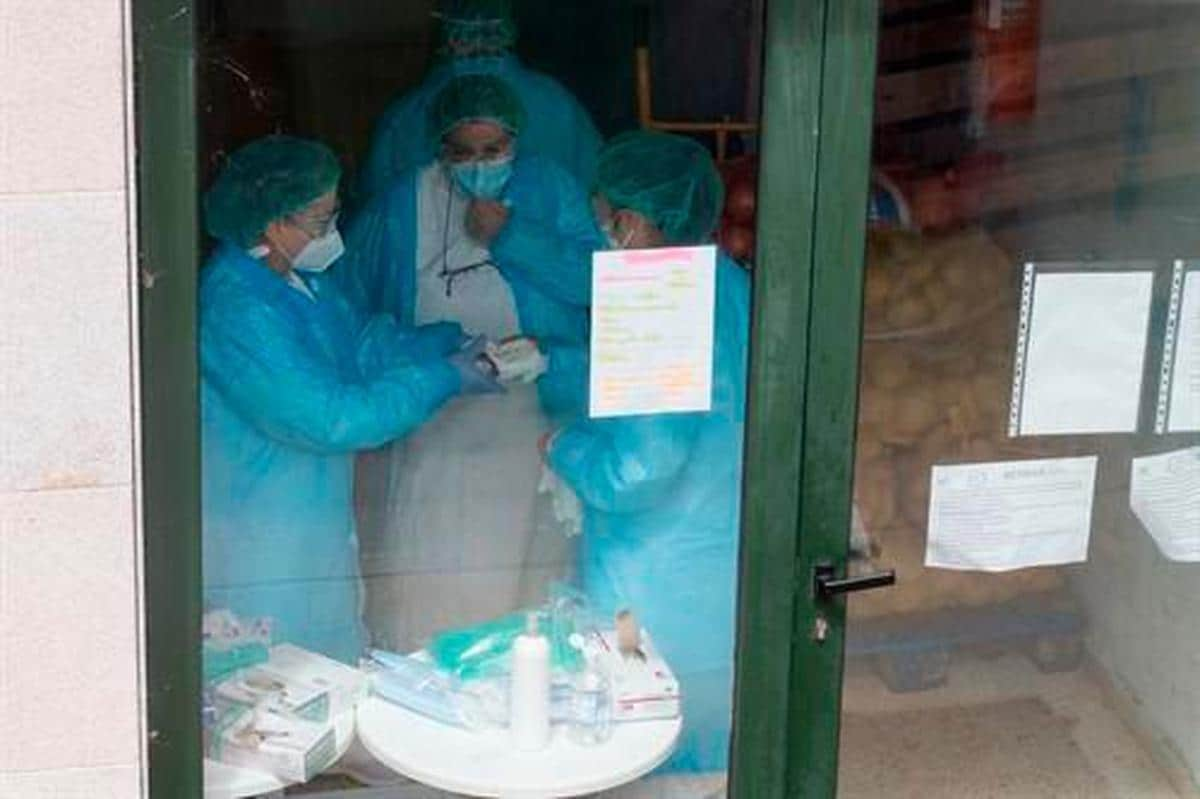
[203, 710, 356, 799]
[356, 696, 681, 798]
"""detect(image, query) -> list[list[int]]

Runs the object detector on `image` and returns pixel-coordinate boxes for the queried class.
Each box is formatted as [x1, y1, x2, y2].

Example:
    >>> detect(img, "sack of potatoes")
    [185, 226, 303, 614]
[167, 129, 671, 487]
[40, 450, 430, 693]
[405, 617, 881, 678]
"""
[849, 228, 1065, 619]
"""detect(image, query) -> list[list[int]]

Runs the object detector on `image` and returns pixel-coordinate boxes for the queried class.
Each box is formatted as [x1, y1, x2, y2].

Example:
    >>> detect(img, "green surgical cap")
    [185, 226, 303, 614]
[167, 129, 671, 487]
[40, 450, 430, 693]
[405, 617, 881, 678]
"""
[427, 74, 525, 146]
[204, 135, 341, 249]
[437, 0, 517, 55]
[595, 131, 724, 245]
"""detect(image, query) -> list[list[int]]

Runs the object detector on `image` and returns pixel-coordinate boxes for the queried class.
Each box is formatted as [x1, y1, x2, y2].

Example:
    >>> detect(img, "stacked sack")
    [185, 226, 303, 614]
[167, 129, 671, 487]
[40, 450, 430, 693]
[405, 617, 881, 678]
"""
[850, 227, 1064, 619]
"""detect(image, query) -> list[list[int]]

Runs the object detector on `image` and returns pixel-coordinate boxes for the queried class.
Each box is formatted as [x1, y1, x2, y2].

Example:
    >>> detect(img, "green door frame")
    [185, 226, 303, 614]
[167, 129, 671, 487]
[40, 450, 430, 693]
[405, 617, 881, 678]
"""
[134, 0, 203, 796]
[132, 0, 879, 796]
[730, 0, 879, 796]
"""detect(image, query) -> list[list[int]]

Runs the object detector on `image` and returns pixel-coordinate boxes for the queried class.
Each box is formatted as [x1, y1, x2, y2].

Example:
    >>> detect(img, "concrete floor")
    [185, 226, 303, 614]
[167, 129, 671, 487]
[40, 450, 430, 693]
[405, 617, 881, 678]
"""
[839, 652, 1198, 799]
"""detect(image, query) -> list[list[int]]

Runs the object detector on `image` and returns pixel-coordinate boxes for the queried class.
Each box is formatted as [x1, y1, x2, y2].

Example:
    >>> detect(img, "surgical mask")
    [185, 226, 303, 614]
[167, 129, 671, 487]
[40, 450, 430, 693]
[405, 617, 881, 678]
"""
[290, 227, 345, 272]
[449, 156, 514, 199]
[286, 209, 343, 272]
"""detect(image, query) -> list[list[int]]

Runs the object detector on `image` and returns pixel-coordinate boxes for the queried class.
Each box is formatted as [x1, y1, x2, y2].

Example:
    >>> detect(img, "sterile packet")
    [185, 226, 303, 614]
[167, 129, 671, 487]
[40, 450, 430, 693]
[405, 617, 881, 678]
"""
[365, 649, 502, 730]
[426, 588, 588, 681]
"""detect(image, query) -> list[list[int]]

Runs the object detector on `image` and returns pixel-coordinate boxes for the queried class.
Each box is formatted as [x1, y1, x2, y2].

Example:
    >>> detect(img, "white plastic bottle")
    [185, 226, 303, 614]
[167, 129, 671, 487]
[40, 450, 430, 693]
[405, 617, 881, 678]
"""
[509, 612, 551, 751]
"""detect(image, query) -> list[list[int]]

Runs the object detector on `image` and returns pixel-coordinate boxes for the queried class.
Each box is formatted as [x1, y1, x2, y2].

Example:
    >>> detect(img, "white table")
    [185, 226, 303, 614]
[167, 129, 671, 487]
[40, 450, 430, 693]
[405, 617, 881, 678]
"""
[356, 696, 681, 798]
[203, 710, 356, 799]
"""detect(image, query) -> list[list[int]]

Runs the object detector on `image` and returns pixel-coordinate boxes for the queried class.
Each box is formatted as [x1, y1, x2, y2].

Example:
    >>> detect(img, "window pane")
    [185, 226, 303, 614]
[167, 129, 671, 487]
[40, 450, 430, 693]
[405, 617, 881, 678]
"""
[841, 1, 1200, 795]
[197, 2, 763, 795]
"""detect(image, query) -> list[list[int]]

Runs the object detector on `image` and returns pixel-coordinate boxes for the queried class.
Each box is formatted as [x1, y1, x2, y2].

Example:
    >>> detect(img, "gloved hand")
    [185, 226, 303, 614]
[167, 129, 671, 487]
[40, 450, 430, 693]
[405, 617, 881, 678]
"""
[447, 335, 505, 395]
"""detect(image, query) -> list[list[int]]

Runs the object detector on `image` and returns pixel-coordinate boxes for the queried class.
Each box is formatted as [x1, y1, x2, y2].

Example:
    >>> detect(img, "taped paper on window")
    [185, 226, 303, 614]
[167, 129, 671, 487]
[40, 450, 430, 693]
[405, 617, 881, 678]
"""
[589, 246, 716, 418]
[1155, 264, 1200, 433]
[1010, 267, 1152, 436]
[1130, 447, 1200, 562]
[925, 456, 1098, 571]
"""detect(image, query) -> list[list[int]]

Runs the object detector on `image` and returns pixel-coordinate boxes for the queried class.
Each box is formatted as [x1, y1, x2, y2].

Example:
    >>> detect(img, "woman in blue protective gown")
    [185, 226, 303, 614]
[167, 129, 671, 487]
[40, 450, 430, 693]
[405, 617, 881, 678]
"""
[200, 135, 500, 664]
[338, 74, 604, 652]
[544, 131, 750, 774]
[357, 0, 602, 202]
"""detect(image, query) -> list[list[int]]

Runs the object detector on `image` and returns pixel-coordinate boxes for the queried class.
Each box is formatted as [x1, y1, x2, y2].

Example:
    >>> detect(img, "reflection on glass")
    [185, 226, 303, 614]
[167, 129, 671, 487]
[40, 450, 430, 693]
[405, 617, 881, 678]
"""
[198, 2, 759, 793]
[842, 1, 1200, 796]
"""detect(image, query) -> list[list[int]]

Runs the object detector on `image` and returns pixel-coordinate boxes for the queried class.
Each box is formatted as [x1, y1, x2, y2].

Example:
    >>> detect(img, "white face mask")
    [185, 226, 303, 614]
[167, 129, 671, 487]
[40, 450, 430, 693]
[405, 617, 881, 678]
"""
[291, 227, 345, 273]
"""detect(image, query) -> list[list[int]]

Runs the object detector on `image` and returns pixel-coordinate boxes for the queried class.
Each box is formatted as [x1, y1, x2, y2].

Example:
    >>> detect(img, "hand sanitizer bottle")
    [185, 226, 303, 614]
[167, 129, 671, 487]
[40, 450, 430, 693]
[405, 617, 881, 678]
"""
[510, 613, 551, 751]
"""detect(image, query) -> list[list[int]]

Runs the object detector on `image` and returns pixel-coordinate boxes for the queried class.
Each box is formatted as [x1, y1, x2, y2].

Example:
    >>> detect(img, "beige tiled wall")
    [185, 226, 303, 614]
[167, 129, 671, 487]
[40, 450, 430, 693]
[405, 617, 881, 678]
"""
[0, 1, 143, 798]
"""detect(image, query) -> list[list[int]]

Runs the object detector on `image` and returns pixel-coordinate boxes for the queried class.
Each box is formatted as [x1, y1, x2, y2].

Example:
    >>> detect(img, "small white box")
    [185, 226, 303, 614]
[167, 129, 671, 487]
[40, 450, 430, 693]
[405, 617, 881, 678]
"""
[215, 662, 330, 723]
[266, 643, 367, 717]
[212, 705, 338, 783]
[593, 630, 681, 722]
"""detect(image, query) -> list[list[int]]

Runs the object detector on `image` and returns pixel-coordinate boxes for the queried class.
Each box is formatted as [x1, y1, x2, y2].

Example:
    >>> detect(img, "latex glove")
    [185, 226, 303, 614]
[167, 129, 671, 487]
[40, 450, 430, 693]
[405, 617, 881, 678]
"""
[466, 199, 510, 245]
[447, 336, 505, 395]
[537, 463, 582, 538]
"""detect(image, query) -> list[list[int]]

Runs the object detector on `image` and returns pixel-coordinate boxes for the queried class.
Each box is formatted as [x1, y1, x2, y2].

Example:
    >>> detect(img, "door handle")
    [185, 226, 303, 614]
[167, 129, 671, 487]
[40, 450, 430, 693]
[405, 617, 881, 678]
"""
[813, 562, 895, 599]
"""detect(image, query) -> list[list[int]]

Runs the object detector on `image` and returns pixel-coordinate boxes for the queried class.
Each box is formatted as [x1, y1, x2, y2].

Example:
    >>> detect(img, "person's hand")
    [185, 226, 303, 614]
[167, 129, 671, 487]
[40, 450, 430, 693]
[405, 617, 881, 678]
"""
[466, 199, 510, 245]
[447, 335, 504, 395]
[448, 350, 505, 395]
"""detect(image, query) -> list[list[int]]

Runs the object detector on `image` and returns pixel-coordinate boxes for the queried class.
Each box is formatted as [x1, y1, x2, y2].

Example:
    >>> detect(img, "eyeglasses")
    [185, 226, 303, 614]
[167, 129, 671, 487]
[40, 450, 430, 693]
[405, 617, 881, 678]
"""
[288, 205, 341, 238]
[441, 140, 512, 164]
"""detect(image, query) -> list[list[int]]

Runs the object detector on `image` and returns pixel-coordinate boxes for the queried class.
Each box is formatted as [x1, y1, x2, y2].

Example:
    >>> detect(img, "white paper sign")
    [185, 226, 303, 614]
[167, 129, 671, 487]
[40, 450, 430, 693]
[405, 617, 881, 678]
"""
[1166, 272, 1200, 432]
[589, 246, 716, 418]
[925, 456, 1098, 572]
[1130, 447, 1200, 562]
[1014, 270, 1153, 435]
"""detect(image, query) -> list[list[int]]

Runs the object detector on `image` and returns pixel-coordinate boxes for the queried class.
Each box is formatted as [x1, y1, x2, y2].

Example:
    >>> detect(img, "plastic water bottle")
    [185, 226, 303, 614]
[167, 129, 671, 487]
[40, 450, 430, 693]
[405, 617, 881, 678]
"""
[568, 667, 612, 746]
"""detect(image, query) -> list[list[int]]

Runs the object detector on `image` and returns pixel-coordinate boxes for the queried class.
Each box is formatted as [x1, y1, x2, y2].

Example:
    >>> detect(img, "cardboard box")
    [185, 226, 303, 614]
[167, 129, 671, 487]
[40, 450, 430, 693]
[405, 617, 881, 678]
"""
[591, 630, 681, 723]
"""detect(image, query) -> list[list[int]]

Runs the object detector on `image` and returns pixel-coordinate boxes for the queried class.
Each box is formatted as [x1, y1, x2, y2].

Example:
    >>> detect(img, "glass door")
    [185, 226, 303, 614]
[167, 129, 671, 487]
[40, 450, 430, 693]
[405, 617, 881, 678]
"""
[808, 0, 1200, 796]
[134, 1, 876, 797]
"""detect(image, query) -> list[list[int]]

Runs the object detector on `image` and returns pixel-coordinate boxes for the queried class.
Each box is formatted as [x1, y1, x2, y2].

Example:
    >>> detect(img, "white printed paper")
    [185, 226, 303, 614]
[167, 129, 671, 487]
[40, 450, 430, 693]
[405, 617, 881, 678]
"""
[1016, 271, 1153, 435]
[1166, 272, 1200, 432]
[1130, 447, 1200, 562]
[925, 456, 1098, 572]
[589, 246, 716, 418]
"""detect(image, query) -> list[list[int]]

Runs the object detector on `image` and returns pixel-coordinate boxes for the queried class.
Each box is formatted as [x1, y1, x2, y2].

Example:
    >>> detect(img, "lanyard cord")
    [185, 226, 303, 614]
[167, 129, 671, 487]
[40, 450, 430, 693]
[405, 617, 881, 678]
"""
[437, 177, 497, 297]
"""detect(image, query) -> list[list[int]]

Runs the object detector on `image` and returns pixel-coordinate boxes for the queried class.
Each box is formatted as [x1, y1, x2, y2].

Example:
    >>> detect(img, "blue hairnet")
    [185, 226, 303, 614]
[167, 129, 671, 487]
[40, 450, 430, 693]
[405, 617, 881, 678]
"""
[427, 74, 525, 147]
[436, 0, 517, 56]
[595, 131, 725, 245]
[204, 135, 341, 249]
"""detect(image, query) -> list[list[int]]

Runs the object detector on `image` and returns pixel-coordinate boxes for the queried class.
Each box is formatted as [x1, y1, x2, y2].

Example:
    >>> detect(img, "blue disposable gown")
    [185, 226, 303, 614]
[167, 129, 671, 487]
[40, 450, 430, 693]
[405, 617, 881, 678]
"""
[357, 55, 603, 202]
[200, 245, 464, 663]
[546, 254, 750, 773]
[337, 155, 601, 420]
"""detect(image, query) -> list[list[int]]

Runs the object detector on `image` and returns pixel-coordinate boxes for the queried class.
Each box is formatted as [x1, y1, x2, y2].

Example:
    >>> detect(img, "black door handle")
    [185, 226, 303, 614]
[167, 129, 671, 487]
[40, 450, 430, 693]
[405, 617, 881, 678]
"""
[814, 562, 896, 599]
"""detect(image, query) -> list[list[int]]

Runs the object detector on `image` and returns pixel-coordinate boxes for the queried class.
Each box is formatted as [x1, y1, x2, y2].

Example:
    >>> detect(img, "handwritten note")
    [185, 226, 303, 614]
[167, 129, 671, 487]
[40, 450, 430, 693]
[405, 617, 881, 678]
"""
[925, 456, 1098, 572]
[1130, 447, 1200, 562]
[589, 246, 717, 418]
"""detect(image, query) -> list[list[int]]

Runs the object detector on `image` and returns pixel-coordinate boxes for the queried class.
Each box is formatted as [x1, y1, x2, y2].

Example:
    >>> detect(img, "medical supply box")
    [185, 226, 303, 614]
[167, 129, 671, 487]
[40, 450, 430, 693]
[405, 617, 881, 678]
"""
[215, 643, 366, 722]
[593, 630, 681, 722]
[212, 704, 338, 783]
